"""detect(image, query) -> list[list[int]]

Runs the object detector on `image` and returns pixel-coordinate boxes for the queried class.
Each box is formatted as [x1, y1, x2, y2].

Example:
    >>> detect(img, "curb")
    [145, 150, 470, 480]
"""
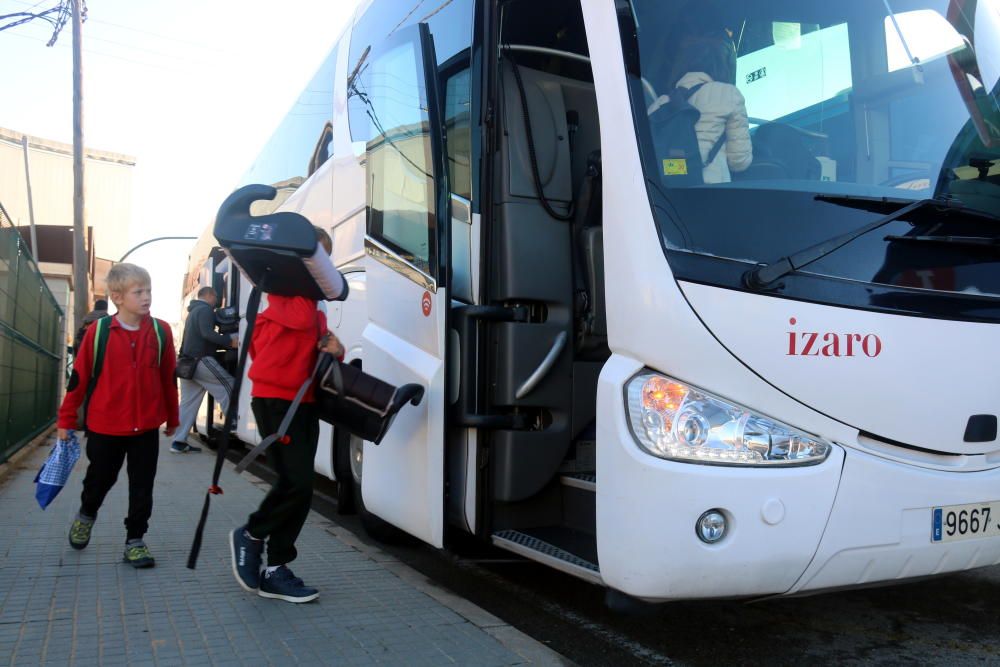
[236, 465, 573, 666]
[0, 426, 54, 487]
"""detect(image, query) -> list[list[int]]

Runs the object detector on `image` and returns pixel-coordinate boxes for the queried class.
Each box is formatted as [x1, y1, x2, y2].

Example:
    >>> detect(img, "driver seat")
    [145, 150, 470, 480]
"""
[745, 123, 822, 181]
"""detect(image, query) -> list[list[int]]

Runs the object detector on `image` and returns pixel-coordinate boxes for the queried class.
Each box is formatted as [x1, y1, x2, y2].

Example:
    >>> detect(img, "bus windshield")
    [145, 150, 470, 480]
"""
[627, 0, 1000, 309]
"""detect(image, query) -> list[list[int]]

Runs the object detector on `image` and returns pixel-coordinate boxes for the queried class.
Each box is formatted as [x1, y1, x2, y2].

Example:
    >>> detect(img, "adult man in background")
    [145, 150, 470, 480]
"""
[73, 298, 109, 353]
[172, 287, 237, 454]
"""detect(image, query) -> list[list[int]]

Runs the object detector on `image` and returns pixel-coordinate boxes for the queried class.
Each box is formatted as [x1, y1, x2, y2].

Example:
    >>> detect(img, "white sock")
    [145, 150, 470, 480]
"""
[264, 565, 280, 576]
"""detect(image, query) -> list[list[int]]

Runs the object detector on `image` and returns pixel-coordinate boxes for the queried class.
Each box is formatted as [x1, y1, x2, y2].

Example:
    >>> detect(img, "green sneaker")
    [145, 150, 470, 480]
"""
[123, 540, 155, 568]
[68, 516, 94, 550]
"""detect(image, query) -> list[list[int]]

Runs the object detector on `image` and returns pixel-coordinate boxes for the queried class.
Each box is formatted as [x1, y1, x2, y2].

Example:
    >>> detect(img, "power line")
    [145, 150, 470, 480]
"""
[4, 28, 191, 72]
[0, 1, 73, 45]
[87, 15, 222, 51]
[4, 0, 220, 50]
[18, 0, 50, 12]
[83, 30, 210, 65]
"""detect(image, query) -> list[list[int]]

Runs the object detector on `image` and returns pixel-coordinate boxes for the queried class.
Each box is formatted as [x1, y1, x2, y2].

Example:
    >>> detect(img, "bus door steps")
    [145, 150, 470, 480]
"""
[560, 472, 596, 534]
[559, 472, 595, 492]
[492, 527, 601, 585]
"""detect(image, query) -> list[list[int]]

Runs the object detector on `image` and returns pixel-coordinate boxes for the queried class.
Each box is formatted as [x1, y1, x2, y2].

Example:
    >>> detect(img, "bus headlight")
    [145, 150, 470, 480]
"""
[625, 371, 832, 466]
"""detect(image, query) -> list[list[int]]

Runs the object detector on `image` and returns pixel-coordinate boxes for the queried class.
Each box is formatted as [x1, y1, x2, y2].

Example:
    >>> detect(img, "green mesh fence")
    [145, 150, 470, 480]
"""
[0, 201, 64, 463]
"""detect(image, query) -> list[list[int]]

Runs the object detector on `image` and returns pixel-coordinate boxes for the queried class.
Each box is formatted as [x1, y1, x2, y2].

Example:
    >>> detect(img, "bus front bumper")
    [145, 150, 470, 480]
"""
[596, 357, 1000, 601]
[789, 449, 1000, 595]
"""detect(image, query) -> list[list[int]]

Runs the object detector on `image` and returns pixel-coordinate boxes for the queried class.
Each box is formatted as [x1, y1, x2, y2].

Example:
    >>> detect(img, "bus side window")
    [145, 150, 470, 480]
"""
[361, 33, 439, 277]
[348, 0, 474, 146]
[444, 67, 472, 202]
[308, 122, 334, 177]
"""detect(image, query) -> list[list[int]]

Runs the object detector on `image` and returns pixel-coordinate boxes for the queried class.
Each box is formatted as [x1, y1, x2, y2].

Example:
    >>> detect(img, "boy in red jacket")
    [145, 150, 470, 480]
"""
[230, 228, 344, 603]
[58, 263, 179, 568]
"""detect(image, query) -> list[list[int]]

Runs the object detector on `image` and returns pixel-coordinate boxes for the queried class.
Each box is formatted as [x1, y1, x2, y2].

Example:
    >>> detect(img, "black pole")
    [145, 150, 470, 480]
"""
[118, 236, 197, 263]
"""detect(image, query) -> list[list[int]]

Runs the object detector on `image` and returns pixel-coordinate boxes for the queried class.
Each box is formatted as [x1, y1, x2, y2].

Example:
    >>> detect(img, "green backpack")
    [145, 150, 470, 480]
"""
[80, 316, 165, 429]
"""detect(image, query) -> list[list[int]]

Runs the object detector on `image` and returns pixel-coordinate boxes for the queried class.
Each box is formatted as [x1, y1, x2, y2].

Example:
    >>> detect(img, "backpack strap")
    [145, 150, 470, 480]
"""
[672, 82, 727, 168]
[82, 316, 113, 429]
[151, 318, 165, 366]
[674, 82, 706, 101]
[233, 356, 322, 474]
[90, 316, 111, 376]
[706, 132, 727, 167]
[234, 309, 326, 473]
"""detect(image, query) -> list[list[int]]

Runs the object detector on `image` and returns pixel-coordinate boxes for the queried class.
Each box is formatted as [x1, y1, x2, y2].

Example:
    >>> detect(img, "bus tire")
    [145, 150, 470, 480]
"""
[348, 431, 409, 544]
[332, 426, 356, 515]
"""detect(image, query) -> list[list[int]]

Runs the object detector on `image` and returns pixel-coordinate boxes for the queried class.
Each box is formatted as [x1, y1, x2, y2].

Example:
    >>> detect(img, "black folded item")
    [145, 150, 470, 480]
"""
[314, 352, 425, 444]
[213, 183, 348, 302]
[175, 355, 198, 380]
[233, 353, 424, 474]
[214, 306, 239, 335]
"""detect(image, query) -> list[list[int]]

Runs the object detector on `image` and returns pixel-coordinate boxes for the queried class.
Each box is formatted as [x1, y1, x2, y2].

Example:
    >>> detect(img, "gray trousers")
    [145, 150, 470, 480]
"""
[175, 356, 235, 442]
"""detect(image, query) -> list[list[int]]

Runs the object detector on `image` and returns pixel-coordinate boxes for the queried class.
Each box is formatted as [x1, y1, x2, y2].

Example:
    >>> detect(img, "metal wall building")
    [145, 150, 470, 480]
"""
[0, 201, 63, 463]
[0, 127, 136, 461]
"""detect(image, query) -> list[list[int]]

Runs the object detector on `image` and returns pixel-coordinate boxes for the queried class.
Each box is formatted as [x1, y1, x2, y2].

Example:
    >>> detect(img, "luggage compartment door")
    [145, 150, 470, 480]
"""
[357, 22, 450, 547]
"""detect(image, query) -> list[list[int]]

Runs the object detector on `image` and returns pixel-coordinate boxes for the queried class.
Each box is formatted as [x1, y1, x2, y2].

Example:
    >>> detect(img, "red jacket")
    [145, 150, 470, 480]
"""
[58, 315, 180, 436]
[249, 295, 329, 402]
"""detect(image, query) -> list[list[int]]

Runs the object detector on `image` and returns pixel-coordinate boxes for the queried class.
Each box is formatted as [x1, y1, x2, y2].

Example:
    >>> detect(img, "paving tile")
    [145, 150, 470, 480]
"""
[0, 437, 539, 667]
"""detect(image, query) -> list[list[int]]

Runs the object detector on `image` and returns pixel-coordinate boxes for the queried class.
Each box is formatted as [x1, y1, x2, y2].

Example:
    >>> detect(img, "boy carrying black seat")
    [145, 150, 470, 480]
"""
[230, 228, 344, 603]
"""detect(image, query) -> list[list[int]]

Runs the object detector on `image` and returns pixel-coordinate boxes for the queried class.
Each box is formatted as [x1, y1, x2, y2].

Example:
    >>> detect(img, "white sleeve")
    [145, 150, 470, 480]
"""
[725, 89, 754, 173]
[303, 244, 347, 301]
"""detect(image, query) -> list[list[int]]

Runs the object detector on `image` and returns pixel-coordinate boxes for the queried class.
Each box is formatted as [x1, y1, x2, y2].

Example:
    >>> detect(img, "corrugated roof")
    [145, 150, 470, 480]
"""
[0, 126, 136, 166]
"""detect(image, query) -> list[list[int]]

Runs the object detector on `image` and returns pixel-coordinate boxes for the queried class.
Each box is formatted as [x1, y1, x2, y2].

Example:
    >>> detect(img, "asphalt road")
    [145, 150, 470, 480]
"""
[234, 448, 1000, 666]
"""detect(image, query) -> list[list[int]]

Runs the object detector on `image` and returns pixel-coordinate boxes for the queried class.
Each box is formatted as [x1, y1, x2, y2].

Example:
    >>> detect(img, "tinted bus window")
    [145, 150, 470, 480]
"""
[240, 44, 339, 190]
[444, 67, 472, 201]
[348, 0, 474, 145]
[365, 32, 439, 275]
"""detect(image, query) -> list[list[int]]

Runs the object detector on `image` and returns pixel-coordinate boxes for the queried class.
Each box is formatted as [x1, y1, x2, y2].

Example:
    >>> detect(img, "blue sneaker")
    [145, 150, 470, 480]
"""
[258, 566, 319, 603]
[230, 526, 263, 592]
[170, 441, 202, 453]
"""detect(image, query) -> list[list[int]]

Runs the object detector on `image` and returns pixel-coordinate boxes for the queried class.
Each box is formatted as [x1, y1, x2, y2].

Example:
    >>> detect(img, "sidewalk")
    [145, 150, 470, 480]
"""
[0, 435, 567, 666]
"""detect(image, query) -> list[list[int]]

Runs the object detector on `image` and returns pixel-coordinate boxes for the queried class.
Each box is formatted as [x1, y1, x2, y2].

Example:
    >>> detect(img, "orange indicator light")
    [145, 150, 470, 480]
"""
[642, 376, 688, 413]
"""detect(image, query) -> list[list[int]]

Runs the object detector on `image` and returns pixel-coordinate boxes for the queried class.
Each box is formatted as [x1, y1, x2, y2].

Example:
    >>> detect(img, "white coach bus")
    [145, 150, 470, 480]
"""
[194, 0, 1000, 602]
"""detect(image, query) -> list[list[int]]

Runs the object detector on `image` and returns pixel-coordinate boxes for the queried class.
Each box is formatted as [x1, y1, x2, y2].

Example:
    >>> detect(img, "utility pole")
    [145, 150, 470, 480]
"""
[71, 0, 88, 329]
[20, 135, 39, 260]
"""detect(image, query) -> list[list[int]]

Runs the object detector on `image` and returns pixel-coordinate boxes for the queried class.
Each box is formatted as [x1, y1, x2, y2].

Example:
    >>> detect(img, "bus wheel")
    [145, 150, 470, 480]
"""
[332, 426, 356, 515]
[348, 433, 409, 544]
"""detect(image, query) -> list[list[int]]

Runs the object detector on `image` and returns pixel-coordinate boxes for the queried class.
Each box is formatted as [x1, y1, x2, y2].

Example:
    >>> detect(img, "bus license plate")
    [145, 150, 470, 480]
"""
[932, 502, 1000, 543]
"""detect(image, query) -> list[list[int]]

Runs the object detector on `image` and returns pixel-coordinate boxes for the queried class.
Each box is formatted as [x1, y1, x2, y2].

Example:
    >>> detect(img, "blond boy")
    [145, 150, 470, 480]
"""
[57, 263, 179, 567]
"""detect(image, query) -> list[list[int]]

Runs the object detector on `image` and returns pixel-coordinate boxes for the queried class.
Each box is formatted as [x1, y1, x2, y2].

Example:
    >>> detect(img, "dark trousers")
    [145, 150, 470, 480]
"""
[79, 429, 159, 540]
[247, 398, 319, 566]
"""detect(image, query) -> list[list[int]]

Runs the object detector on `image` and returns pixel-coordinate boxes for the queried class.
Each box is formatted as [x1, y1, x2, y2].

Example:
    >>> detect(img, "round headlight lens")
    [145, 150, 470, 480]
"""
[697, 510, 727, 544]
[677, 409, 709, 447]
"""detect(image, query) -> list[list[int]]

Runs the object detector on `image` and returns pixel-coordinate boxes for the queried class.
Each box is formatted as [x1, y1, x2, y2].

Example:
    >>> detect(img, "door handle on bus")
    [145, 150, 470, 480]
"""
[515, 332, 568, 400]
[454, 303, 529, 322]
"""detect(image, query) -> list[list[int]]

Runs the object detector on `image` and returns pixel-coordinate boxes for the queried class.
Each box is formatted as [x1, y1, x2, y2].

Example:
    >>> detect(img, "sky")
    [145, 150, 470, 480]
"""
[0, 0, 362, 323]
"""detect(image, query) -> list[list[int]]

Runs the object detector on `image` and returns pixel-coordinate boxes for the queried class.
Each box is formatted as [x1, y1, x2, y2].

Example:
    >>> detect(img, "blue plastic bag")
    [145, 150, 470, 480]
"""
[34, 431, 81, 509]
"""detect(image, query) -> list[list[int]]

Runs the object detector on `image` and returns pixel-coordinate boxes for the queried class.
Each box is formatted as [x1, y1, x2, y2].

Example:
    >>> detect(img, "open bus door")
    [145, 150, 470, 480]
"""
[357, 23, 450, 548]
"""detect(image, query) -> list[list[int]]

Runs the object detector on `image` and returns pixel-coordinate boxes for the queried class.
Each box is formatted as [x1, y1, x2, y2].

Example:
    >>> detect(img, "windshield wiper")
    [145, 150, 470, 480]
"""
[814, 193, 917, 214]
[884, 0, 925, 84]
[744, 197, 964, 290]
[816, 193, 1000, 224]
[883, 233, 1000, 251]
